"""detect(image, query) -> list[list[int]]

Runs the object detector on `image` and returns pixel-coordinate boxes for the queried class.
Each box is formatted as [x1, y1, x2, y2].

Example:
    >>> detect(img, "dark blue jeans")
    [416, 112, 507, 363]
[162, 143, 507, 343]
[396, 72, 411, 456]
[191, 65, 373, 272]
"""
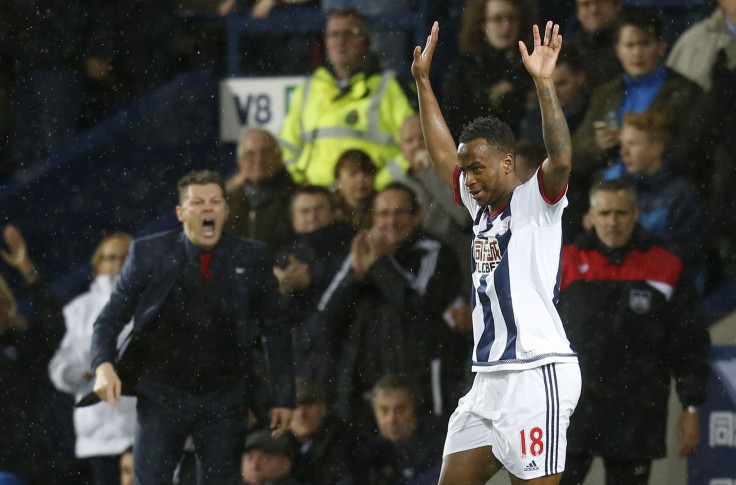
[133, 378, 248, 485]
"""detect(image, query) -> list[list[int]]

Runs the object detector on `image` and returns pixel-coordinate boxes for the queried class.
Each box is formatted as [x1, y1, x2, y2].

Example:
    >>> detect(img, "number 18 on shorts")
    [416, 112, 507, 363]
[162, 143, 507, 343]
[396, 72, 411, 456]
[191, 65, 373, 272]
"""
[443, 362, 581, 480]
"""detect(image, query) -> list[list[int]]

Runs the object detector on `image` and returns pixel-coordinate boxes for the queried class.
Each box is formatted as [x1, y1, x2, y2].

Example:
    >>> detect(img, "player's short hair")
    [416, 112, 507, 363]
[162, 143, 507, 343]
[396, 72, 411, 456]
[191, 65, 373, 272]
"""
[334, 149, 377, 178]
[289, 185, 334, 219]
[459, 116, 515, 156]
[588, 179, 637, 207]
[377, 182, 420, 214]
[615, 9, 663, 42]
[177, 170, 226, 204]
[371, 374, 418, 406]
[622, 110, 671, 146]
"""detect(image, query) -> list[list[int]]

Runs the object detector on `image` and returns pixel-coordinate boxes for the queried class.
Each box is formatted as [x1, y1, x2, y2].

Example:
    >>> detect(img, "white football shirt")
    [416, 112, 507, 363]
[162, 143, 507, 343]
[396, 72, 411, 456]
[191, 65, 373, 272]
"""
[454, 167, 577, 372]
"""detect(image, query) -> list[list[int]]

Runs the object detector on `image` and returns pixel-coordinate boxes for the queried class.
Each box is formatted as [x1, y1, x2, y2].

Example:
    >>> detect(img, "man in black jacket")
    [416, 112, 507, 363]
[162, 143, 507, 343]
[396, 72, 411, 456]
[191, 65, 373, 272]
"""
[318, 183, 468, 433]
[88, 170, 295, 485]
[557, 179, 710, 485]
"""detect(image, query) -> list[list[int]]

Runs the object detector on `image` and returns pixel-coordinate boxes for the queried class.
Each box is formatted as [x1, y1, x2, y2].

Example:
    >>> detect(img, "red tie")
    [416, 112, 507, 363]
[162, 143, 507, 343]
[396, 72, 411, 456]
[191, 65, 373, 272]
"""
[199, 253, 214, 282]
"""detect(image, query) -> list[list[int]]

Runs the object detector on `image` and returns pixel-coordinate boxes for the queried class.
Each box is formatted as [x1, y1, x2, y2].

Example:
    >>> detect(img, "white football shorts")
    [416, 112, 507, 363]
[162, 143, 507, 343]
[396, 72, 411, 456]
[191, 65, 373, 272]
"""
[443, 362, 581, 480]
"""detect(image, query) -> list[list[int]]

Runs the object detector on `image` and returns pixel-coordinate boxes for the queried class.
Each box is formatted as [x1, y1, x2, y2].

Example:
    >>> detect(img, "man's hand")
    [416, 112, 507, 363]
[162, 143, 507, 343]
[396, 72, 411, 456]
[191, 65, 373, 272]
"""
[411, 21, 439, 84]
[273, 255, 311, 294]
[519, 21, 562, 82]
[270, 407, 293, 438]
[350, 230, 373, 278]
[594, 124, 620, 151]
[1, 225, 36, 279]
[93, 362, 122, 410]
[677, 410, 700, 457]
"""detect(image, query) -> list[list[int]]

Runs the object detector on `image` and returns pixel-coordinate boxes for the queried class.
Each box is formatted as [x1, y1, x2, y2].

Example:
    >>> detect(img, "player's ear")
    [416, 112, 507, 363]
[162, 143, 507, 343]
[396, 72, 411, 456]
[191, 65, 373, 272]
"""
[503, 154, 514, 174]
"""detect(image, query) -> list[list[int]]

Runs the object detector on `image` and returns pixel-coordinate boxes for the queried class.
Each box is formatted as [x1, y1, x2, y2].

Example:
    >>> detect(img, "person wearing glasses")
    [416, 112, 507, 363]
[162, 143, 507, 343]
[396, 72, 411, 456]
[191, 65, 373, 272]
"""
[278, 8, 415, 190]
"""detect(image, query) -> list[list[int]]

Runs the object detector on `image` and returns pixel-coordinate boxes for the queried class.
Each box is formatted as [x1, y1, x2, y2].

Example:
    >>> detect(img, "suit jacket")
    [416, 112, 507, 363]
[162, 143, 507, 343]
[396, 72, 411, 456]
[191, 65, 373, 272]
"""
[79, 230, 295, 408]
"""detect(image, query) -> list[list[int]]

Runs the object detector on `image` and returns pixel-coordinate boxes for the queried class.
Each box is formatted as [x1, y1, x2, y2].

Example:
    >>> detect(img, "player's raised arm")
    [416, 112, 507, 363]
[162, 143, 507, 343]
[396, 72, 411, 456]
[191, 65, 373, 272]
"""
[519, 21, 572, 200]
[411, 22, 458, 188]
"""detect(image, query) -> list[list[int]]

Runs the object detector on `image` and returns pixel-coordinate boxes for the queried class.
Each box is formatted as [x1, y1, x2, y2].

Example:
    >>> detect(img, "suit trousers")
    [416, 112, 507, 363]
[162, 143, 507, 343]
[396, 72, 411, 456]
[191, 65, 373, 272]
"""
[133, 377, 248, 485]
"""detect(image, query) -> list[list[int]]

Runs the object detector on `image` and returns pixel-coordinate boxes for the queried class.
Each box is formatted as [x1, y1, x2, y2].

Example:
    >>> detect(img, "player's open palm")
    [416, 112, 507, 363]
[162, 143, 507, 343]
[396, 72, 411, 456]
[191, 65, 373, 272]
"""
[411, 21, 439, 83]
[519, 21, 562, 81]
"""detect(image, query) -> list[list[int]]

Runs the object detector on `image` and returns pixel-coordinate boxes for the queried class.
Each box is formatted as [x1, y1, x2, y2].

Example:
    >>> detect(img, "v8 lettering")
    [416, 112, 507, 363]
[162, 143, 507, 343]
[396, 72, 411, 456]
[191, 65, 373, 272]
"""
[234, 94, 272, 125]
[520, 427, 544, 457]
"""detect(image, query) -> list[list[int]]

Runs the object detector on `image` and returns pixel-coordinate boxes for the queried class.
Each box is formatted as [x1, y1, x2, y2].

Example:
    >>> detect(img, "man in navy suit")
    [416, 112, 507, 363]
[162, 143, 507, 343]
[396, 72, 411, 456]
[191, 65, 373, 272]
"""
[87, 170, 295, 485]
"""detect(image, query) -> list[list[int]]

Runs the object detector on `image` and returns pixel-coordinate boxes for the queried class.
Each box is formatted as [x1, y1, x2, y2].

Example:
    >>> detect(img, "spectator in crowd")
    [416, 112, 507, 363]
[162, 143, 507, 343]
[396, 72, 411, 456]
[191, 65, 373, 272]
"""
[392, 114, 472, 277]
[47, 232, 137, 485]
[666, 0, 736, 92]
[601, 110, 704, 286]
[289, 379, 355, 485]
[332, 149, 377, 231]
[442, 0, 537, 138]
[278, 8, 415, 188]
[566, 0, 622, 88]
[356, 374, 444, 485]
[320, 0, 416, 72]
[226, 127, 297, 252]
[519, 45, 590, 144]
[8, 0, 117, 164]
[83, 170, 295, 484]
[0, 225, 65, 484]
[274, 186, 355, 382]
[319, 183, 466, 432]
[241, 429, 301, 485]
[558, 179, 710, 485]
[666, 0, 736, 274]
[120, 447, 134, 485]
[571, 10, 702, 188]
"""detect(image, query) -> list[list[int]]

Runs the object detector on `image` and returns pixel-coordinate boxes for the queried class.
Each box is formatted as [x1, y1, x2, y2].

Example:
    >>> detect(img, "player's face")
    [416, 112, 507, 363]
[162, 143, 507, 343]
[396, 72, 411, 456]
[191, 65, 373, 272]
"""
[372, 389, 417, 443]
[176, 183, 229, 251]
[336, 162, 375, 207]
[575, 0, 621, 34]
[237, 131, 282, 183]
[372, 189, 421, 246]
[619, 125, 665, 175]
[615, 26, 666, 79]
[289, 402, 327, 440]
[399, 116, 426, 171]
[95, 237, 130, 278]
[483, 0, 521, 51]
[120, 451, 134, 485]
[325, 15, 369, 74]
[291, 193, 333, 234]
[552, 63, 585, 108]
[458, 138, 509, 207]
[589, 190, 639, 248]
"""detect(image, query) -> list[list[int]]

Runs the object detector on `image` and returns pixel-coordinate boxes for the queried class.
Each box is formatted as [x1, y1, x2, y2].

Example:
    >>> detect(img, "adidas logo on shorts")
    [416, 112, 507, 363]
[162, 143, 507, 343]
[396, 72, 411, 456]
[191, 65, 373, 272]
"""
[524, 460, 539, 472]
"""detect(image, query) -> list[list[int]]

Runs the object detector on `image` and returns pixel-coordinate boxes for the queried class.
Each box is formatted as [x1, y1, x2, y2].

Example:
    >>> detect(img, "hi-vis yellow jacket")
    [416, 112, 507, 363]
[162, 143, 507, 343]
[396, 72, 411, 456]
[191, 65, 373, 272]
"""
[278, 66, 415, 189]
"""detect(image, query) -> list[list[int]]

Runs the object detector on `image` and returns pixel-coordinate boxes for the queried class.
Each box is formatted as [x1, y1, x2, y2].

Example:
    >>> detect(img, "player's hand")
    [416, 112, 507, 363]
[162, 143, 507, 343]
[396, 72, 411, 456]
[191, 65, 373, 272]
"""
[677, 411, 700, 457]
[269, 407, 293, 438]
[519, 21, 562, 81]
[93, 362, 122, 410]
[411, 21, 439, 83]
